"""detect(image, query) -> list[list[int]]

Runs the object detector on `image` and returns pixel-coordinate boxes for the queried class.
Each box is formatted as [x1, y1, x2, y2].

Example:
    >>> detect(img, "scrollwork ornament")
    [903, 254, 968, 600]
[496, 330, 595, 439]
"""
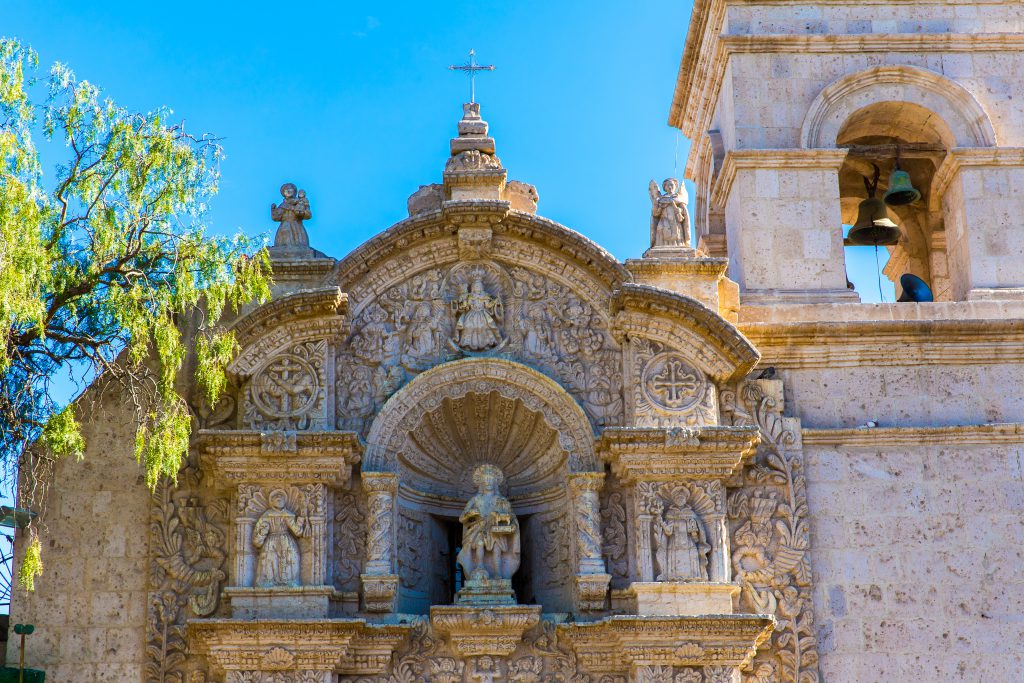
[722, 380, 821, 683]
[146, 475, 227, 683]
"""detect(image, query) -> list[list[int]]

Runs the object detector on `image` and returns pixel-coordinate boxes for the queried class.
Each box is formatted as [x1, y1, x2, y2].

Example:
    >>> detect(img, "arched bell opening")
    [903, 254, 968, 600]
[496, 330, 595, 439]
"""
[363, 358, 600, 615]
[836, 101, 952, 302]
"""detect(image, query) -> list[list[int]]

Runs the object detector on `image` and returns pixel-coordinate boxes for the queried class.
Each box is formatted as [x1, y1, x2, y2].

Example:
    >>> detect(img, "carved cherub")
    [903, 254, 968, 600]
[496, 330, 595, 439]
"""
[648, 178, 691, 250]
[470, 656, 504, 683]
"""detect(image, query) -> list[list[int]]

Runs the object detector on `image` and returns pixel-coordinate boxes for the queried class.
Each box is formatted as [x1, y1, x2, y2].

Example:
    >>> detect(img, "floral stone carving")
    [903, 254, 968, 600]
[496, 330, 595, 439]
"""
[631, 339, 717, 427]
[722, 380, 821, 683]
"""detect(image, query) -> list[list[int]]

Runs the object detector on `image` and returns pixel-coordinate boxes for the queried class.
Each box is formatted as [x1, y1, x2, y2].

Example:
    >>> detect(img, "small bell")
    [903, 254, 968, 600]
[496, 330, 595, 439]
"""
[848, 197, 901, 246]
[847, 164, 901, 246]
[884, 166, 921, 206]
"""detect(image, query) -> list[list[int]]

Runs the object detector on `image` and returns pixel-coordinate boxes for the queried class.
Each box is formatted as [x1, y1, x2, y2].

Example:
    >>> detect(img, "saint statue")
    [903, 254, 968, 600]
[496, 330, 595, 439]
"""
[653, 495, 710, 581]
[451, 275, 503, 352]
[252, 489, 308, 587]
[457, 464, 520, 583]
[648, 178, 691, 250]
[270, 182, 312, 249]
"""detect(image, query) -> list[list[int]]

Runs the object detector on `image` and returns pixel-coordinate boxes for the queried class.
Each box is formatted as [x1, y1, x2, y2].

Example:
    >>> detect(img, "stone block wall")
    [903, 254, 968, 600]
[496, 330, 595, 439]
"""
[804, 437, 1024, 680]
[6, 391, 150, 680]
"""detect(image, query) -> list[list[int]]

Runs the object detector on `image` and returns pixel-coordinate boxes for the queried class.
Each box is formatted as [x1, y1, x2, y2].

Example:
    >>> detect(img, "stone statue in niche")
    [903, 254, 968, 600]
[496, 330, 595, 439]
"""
[253, 489, 309, 587]
[270, 182, 312, 248]
[648, 178, 691, 250]
[451, 274, 504, 352]
[457, 464, 520, 602]
[653, 490, 710, 581]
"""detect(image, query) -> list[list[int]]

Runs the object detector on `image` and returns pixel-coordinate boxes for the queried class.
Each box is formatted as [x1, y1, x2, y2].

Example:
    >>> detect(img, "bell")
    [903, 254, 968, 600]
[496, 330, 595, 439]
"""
[897, 273, 934, 303]
[847, 197, 901, 246]
[884, 168, 921, 206]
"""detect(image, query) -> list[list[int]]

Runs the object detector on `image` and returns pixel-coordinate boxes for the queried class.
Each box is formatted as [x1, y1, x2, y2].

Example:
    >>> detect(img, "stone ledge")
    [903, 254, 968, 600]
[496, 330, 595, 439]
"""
[598, 426, 760, 481]
[628, 582, 740, 616]
[802, 422, 1024, 447]
[196, 430, 363, 486]
[740, 317, 1024, 368]
[559, 613, 775, 672]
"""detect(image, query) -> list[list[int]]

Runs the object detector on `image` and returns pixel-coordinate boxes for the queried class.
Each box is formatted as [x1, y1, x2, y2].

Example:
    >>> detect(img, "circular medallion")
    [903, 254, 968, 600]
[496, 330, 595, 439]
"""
[641, 353, 706, 411]
[252, 355, 320, 418]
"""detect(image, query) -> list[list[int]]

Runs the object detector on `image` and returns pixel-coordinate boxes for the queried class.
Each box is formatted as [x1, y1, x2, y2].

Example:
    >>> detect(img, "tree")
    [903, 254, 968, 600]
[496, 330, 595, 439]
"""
[0, 38, 271, 588]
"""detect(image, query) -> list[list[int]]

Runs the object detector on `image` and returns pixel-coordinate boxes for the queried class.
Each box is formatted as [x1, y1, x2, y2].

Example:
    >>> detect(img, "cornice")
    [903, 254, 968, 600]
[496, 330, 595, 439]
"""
[802, 422, 1024, 447]
[231, 287, 347, 350]
[710, 149, 848, 208]
[625, 256, 729, 279]
[560, 613, 775, 671]
[669, 0, 1022, 138]
[195, 430, 364, 486]
[740, 317, 1024, 369]
[598, 426, 760, 481]
[612, 283, 760, 381]
[721, 32, 1024, 55]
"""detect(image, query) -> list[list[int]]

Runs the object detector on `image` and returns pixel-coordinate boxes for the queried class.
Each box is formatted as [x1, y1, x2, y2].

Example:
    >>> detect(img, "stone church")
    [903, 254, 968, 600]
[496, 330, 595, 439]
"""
[8, 0, 1024, 681]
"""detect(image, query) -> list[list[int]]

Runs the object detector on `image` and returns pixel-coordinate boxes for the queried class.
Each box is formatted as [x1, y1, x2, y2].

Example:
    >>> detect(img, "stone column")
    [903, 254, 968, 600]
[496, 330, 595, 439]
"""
[360, 472, 399, 612]
[936, 148, 1024, 301]
[569, 472, 612, 611]
[712, 149, 858, 305]
[304, 483, 328, 585]
[699, 481, 729, 583]
[569, 473, 607, 575]
[234, 485, 258, 587]
[633, 486, 655, 583]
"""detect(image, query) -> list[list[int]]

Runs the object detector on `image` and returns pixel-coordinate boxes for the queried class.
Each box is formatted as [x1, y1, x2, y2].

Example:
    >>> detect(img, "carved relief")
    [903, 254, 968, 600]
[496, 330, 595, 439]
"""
[245, 341, 327, 430]
[336, 260, 622, 434]
[236, 485, 325, 588]
[635, 482, 716, 583]
[334, 489, 366, 592]
[722, 380, 821, 683]
[147, 473, 227, 683]
[253, 489, 308, 587]
[226, 673, 322, 683]
[397, 508, 428, 591]
[630, 339, 716, 427]
[600, 479, 630, 589]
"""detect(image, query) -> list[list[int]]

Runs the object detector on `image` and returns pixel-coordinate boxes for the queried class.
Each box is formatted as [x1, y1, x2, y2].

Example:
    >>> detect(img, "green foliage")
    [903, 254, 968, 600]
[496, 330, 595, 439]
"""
[17, 534, 42, 591]
[0, 36, 272, 542]
[40, 404, 84, 460]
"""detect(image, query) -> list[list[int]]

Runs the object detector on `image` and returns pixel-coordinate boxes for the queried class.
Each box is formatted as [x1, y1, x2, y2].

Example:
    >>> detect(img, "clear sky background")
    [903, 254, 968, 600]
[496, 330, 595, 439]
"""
[5, 0, 891, 294]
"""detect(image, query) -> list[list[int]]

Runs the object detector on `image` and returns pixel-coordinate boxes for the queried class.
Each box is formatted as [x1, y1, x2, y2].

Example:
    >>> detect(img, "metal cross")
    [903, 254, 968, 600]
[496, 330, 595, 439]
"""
[449, 49, 495, 103]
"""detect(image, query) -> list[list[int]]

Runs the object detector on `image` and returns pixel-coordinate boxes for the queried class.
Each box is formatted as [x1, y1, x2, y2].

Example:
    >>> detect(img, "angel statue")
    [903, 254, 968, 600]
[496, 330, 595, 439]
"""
[648, 178, 691, 250]
[271, 182, 312, 249]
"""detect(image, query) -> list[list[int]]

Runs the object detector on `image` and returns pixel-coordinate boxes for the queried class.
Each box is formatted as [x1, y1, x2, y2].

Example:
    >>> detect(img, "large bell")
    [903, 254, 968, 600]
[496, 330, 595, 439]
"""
[884, 168, 921, 206]
[847, 197, 901, 246]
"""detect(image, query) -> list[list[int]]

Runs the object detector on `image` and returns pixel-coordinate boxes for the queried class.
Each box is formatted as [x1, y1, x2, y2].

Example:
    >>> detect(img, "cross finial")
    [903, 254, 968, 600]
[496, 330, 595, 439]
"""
[449, 49, 495, 104]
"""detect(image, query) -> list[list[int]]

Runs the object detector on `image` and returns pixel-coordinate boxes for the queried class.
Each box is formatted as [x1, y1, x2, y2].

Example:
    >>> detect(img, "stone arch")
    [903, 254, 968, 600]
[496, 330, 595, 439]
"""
[364, 357, 598, 509]
[801, 65, 996, 150]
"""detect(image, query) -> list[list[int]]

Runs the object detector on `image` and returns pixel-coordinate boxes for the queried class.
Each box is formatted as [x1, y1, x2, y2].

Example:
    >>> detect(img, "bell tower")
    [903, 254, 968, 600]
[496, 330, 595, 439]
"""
[672, 1, 1024, 305]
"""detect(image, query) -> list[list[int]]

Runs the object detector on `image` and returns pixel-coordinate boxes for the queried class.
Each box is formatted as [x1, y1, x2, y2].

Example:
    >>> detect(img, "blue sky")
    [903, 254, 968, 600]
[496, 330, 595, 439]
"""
[5, 0, 891, 299]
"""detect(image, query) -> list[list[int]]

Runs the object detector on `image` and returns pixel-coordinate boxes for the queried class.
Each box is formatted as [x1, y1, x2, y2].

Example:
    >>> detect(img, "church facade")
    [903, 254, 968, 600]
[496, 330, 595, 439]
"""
[8, 1, 1024, 681]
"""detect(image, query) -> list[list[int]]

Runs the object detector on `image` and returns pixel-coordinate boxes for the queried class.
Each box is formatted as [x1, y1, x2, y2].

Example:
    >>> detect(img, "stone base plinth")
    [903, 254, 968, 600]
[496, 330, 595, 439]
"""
[361, 574, 398, 613]
[628, 582, 739, 616]
[575, 573, 611, 611]
[224, 585, 340, 619]
[455, 577, 516, 606]
[430, 604, 542, 657]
